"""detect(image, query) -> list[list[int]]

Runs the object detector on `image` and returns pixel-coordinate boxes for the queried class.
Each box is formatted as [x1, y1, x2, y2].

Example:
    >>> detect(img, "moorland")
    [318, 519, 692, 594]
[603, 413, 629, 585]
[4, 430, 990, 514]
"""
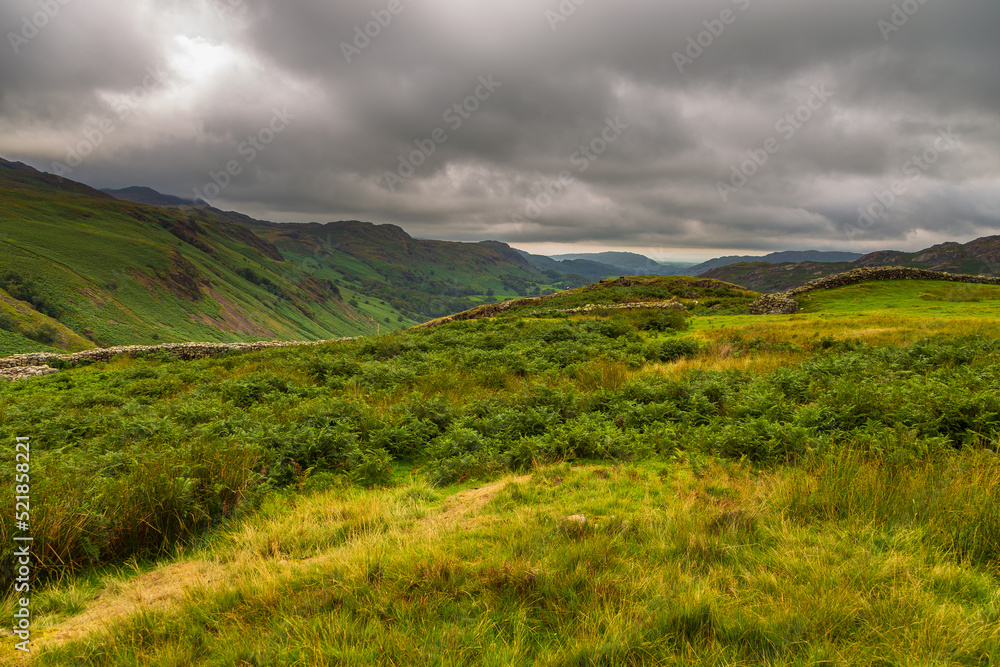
[3, 273, 1000, 665]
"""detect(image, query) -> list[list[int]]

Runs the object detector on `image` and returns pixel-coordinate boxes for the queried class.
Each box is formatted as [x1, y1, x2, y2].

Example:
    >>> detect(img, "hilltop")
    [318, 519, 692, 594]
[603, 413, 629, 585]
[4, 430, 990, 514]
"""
[101, 186, 202, 207]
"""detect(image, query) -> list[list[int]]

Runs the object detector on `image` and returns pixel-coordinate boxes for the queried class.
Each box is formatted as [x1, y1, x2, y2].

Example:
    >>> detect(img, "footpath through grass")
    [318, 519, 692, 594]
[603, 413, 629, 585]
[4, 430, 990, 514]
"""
[15, 457, 1000, 665]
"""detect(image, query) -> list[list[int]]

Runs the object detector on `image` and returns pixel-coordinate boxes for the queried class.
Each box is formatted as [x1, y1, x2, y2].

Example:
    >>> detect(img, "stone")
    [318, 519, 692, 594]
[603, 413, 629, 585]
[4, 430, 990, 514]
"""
[0, 338, 357, 381]
[749, 294, 799, 315]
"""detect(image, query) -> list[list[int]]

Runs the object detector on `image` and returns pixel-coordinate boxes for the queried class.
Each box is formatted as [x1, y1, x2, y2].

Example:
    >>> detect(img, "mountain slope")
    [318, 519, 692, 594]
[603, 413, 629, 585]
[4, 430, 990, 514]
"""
[698, 261, 855, 293]
[47, 178, 617, 329]
[0, 158, 368, 348]
[240, 221, 588, 319]
[851, 238, 1000, 274]
[0, 285, 93, 355]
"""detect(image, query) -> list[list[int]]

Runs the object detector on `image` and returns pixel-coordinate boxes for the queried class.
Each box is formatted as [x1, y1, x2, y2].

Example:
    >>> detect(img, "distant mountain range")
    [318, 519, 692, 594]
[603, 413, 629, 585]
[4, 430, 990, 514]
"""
[548, 252, 693, 276]
[699, 238, 1000, 292]
[513, 250, 626, 280]
[682, 251, 864, 276]
[91, 190, 873, 286]
[524, 250, 864, 278]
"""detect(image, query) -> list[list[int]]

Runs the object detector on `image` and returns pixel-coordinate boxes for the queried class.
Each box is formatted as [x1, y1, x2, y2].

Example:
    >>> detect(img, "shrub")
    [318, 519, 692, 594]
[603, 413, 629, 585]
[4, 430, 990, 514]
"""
[348, 448, 394, 487]
[644, 338, 699, 363]
[27, 322, 59, 344]
[636, 309, 688, 332]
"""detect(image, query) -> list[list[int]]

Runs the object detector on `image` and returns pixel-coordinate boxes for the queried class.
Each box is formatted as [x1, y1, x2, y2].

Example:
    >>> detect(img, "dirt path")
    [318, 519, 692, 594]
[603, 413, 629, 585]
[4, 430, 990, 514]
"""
[4, 475, 531, 663]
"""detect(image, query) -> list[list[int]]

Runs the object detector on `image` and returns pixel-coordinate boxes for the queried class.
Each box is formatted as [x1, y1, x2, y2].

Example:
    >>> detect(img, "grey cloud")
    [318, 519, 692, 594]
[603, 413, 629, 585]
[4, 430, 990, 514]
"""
[1, 0, 998, 257]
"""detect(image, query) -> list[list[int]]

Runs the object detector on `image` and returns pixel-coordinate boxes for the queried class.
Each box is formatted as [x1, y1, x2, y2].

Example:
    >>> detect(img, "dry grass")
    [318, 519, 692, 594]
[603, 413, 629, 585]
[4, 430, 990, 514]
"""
[5, 474, 531, 661]
[24, 461, 1000, 665]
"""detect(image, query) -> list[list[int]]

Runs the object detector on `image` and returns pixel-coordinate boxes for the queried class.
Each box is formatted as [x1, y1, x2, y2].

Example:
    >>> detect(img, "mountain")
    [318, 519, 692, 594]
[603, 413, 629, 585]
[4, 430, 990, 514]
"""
[549, 251, 693, 275]
[237, 222, 586, 319]
[102, 186, 202, 207]
[850, 238, 1000, 273]
[513, 249, 624, 281]
[697, 261, 856, 293]
[684, 250, 863, 276]
[3, 162, 621, 353]
[0, 158, 364, 350]
[699, 237, 1000, 292]
[84, 183, 613, 318]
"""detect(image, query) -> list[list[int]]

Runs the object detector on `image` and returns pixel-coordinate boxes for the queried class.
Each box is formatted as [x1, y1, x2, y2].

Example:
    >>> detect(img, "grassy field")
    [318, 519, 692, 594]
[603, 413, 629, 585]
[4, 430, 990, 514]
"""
[3, 278, 1000, 665]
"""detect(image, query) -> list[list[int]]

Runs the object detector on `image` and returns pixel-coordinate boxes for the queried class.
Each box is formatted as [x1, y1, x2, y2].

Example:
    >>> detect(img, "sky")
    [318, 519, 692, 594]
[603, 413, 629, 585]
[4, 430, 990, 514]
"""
[2, 0, 999, 262]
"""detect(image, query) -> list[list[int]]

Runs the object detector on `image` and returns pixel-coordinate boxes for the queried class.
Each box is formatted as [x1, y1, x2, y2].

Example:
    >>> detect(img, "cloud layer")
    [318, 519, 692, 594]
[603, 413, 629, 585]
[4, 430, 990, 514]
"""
[3, 0, 999, 258]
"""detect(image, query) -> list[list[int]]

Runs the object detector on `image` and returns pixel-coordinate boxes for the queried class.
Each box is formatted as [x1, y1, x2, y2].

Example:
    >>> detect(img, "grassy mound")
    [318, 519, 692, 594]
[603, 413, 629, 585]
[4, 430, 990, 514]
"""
[420, 276, 759, 327]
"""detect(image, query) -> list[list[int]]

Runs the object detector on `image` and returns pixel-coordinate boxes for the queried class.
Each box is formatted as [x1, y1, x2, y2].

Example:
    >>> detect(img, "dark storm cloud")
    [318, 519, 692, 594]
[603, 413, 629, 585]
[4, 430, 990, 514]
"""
[1, 0, 998, 257]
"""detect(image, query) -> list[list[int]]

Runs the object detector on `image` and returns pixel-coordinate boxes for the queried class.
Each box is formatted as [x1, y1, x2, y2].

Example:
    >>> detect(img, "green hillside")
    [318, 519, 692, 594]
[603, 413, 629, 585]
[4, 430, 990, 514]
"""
[0, 157, 627, 355]
[0, 285, 92, 356]
[5, 277, 1000, 664]
[0, 159, 383, 349]
[242, 221, 596, 320]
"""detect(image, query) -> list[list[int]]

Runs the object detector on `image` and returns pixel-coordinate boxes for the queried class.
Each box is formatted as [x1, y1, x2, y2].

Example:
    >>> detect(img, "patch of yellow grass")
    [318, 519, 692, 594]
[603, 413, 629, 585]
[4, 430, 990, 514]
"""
[14, 474, 531, 658]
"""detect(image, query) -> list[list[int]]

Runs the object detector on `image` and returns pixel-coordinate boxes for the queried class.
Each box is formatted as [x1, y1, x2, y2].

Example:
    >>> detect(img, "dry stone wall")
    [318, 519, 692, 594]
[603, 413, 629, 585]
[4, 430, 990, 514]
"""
[748, 294, 800, 315]
[0, 338, 353, 382]
[750, 266, 1000, 315]
[786, 266, 1000, 295]
[549, 301, 687, 315]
